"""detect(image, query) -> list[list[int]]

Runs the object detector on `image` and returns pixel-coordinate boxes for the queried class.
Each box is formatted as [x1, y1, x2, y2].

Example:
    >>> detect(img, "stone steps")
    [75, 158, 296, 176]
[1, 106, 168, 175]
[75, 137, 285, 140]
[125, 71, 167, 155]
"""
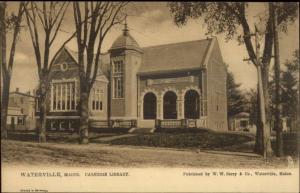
[128, 127, 156, 134]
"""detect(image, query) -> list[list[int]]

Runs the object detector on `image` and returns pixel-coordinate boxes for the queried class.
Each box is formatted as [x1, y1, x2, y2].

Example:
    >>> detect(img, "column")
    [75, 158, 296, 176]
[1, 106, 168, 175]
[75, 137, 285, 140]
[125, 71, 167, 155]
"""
[138, 101, 142, 119]
[177, 93, 184, 119]
[157, 96, 163, 119]
[199, 94, 202, 119]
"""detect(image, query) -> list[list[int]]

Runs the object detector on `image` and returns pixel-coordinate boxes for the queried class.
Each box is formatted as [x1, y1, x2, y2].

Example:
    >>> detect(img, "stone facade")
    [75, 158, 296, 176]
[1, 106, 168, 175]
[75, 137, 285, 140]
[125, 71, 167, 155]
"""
[42, 26, 228, 132]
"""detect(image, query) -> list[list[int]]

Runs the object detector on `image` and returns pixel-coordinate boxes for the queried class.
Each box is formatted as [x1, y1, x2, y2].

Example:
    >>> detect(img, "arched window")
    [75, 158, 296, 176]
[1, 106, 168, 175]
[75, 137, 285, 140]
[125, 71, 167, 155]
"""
[143, 92, 156, 119]
[163, 91, 177, 119]
[184, 90, 200, 119]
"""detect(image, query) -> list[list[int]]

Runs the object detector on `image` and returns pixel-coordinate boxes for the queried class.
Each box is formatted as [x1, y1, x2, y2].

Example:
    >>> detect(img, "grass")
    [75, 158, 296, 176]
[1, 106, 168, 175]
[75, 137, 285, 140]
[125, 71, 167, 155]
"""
[109, 129, 254, 150]
[1, 139, 295, 168]
[5, 129, 298, 156]
[2, 129, 298, 168]
[6, 130, 125, 143]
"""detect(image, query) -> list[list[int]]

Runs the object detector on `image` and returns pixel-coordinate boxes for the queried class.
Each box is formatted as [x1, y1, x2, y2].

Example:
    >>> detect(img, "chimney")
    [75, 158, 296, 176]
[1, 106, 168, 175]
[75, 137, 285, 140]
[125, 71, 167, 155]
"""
[16, 88, 19, 92]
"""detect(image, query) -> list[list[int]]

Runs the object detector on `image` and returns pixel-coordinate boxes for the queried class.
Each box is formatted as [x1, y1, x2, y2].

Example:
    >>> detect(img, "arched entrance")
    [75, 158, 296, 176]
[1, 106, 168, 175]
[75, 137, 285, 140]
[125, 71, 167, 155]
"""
[184, 90, 200, 119]
[143, 92, 157, 119]
[163, 91, 177, 119]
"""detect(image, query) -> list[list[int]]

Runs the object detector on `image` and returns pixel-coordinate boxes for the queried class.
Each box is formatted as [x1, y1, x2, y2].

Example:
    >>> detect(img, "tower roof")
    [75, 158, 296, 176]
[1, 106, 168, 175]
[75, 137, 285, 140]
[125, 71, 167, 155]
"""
[110, 20, 143, 53]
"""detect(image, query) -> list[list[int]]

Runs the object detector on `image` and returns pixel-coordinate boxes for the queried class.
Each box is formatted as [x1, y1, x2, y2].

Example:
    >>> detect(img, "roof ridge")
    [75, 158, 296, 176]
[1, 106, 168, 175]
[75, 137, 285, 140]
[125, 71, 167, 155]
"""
[142, 38, 214, 49]
[64, 46, 109, 55]
[9, 91, 36, 98]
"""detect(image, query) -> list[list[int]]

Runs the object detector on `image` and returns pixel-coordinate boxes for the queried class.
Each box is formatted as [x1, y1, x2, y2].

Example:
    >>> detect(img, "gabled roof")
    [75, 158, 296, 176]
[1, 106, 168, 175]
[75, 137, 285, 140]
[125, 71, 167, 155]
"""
[138, 38, 215, 75]
[9, 91, 36, 98]
[233, 112, 250, 118]
[51, 47, 109, 82]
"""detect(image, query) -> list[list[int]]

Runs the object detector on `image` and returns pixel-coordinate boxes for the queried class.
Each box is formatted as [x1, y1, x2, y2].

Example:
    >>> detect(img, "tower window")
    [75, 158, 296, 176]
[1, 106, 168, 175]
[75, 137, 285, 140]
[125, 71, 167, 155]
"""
[113, 60, 123, 74]
[113, 60, 124, 98]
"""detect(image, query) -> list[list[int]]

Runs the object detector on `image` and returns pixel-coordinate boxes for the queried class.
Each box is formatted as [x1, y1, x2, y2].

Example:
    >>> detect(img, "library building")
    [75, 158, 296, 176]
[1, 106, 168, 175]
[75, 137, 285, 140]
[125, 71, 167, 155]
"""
[41, 24, 228, 132]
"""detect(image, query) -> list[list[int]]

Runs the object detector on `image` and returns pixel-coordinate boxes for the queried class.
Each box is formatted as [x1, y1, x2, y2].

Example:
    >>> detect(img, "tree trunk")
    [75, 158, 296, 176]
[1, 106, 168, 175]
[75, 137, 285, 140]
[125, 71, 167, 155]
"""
[38, 79, 47, 142]
[253, 26, 273, 158]
[253, 66, 273, 156]
[261, 67, 273, 157]
[272, 3, 283, 157]
[0, 2, 8, 139]
[298, 50, 300, 132]
[254, 88, 263, 154]
[79, 87, 89, 144]
[1, 76, 10, 139]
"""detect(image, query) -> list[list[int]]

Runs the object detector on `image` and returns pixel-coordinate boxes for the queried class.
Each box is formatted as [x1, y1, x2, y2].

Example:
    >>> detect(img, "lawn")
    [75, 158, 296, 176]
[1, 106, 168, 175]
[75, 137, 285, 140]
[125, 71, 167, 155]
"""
[5, 129, 255, 152]
[108, 129, 254, 150]
[2, 129, 297, 168]
[1, 139, 294, 168]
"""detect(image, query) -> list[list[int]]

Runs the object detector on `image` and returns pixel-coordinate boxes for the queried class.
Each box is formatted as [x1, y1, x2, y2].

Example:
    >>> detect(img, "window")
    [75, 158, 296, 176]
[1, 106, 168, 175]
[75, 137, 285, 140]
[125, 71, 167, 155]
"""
[60, 63, 68, 71]
[240, 120, 248, 128]
[17, 117, 24, 125]
[52, 81, 76, 111]
[113, 60, 123, 73]
[91, 87, 103, 111]
[113, 60, 124, 98]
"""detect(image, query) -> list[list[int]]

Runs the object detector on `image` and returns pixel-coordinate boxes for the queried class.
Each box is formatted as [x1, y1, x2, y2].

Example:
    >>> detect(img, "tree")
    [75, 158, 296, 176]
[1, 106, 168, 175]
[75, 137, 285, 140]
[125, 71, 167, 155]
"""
[281, 50, 299, 129]
[24, 2, 69, 142]
[1, 2, 25, 138]
[245, 89, 258, 126]
[168, 2, 298, 156]
[270, 50, 299, 129]
[72, 2, 128, 144]
[226, 69, 247, 118]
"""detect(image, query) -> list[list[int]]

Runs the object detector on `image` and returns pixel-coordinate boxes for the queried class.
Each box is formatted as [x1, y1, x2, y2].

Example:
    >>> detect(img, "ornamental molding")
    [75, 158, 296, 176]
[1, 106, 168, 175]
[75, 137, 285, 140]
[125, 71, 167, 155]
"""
[140, 88, 159, 102]
[147, 76, 194, 86]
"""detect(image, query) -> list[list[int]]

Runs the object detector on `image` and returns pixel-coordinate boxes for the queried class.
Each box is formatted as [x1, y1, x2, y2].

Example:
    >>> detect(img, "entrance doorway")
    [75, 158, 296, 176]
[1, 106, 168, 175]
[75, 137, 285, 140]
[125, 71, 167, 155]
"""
[143, 92, 157, 119]
[163, 91, 177, 119]
[184, 90, 200, 119]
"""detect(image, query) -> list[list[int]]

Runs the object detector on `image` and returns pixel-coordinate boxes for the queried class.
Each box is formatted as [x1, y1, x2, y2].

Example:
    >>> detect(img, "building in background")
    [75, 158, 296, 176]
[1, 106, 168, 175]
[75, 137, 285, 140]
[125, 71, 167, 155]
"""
[228, 112, 256, 133]
[7, 88, 36, 130]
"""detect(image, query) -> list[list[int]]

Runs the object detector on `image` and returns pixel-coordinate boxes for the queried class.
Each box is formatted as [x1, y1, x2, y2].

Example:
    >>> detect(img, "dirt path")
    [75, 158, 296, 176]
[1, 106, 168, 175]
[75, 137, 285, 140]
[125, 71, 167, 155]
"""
[1, 140, 293, 168]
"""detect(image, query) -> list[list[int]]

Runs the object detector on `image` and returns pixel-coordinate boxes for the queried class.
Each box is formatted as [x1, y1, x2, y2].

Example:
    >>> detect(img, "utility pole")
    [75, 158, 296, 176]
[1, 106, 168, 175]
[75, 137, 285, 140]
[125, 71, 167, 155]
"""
[271, 2, 283, 157]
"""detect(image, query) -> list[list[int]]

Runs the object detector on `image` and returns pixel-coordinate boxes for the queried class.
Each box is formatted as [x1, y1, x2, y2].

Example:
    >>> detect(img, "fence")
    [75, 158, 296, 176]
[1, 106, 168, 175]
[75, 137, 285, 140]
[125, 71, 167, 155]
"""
[155, 118, 207, 129]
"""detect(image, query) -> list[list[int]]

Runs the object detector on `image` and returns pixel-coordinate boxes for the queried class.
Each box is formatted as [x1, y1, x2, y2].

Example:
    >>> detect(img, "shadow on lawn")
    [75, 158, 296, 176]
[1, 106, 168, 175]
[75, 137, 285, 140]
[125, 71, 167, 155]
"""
[6, 129, 297, 157]
[7, 131, 38, 142]
[6, 130, 129, 144]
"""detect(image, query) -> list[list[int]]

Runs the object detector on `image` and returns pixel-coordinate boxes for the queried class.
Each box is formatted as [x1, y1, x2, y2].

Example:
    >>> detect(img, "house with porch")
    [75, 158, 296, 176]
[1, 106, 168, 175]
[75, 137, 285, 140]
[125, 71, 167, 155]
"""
[41, 24, 228, 132]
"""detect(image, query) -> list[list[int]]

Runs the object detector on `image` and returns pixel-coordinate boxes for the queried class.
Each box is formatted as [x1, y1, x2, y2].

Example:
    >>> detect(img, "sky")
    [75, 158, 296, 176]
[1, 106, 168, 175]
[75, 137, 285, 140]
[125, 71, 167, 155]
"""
[5, 2, 299, 93]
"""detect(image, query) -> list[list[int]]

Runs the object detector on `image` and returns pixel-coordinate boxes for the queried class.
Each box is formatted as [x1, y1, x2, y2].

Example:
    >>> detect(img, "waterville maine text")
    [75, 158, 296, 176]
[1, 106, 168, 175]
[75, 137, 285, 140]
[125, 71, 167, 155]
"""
[20, 171, 129, 177]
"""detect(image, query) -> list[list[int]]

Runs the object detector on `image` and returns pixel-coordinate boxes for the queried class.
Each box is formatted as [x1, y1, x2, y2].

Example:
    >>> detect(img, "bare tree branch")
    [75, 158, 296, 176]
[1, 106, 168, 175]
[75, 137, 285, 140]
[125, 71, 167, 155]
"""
[49, 2, 69, 46]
